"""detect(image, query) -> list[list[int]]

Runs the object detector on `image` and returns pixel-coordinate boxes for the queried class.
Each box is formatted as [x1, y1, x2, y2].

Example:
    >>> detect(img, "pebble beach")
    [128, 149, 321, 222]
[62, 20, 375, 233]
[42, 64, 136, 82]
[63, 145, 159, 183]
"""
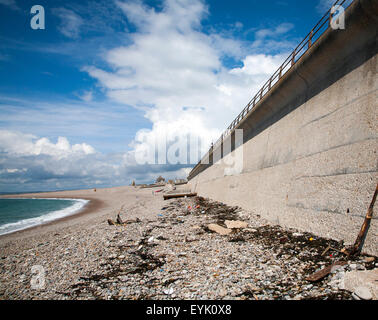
[0, 185, 376, 300]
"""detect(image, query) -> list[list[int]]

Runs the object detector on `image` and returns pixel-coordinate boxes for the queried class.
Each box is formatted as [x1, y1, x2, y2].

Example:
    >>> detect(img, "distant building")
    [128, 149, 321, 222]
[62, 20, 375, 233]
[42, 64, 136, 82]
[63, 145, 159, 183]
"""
[155, 176, 166, 184]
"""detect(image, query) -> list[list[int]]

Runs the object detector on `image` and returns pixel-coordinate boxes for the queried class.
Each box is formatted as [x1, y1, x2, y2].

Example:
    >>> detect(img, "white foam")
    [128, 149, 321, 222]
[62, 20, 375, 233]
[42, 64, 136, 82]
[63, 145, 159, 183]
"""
[0, 198, 89, 236]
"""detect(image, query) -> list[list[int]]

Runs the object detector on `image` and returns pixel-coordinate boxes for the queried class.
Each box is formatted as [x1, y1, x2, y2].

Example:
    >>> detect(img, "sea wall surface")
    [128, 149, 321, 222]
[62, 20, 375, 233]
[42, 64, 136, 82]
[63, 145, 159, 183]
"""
[188, 0, 378, 255]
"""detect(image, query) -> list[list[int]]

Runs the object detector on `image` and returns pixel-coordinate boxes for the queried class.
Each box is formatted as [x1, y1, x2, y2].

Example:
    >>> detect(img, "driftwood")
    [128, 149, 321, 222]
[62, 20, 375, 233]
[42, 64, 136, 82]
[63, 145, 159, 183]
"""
[125, 217, 141, 224]
[107, 205, 141, 226]
[174, 182, 188, 186]
[107, 219, 116, 226]
[108, 217, 141, 226]
[140, 184, 164, 189]
[306, 261, 347, 282]
[116, 213, 124, 225]
[349, 183, 378, 256]
[163, 192, 197, 200]
[321, 245, 331, 256]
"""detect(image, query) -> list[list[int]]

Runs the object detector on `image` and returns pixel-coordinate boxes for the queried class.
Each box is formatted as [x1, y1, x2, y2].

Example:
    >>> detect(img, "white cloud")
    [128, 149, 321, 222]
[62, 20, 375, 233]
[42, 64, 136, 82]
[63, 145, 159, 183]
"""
[84, 0, 287, 166]
[52, 8, 84, 39]
[255, 23, 294, 39]
[79, 90, 93, 102]
[230, 54, 285, 76]
[0, 129, 190, 191]
[0, 130, 95, 159]
[0, 168, 27, 174]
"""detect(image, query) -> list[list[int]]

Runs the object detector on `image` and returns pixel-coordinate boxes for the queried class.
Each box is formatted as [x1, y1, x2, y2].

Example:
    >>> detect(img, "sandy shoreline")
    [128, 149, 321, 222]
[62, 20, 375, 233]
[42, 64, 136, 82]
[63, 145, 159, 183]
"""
[0, 186, 142, 242]
[0, 196, 104, 239]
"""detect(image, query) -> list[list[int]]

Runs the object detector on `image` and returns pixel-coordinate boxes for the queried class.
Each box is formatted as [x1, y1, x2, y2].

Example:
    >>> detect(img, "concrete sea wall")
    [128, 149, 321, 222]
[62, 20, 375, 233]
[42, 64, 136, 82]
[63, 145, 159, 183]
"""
[188, 0, 378, 255]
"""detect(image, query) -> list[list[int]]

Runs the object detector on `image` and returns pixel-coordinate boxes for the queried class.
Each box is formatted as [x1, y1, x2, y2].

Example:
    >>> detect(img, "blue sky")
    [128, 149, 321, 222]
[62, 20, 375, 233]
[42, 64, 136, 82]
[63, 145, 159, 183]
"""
[0, 0, 338, 192]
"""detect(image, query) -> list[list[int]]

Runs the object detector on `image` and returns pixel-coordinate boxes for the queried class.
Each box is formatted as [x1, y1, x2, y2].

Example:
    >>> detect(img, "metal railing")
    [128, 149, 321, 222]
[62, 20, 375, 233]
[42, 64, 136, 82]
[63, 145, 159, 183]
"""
[191, 0, 354, 175]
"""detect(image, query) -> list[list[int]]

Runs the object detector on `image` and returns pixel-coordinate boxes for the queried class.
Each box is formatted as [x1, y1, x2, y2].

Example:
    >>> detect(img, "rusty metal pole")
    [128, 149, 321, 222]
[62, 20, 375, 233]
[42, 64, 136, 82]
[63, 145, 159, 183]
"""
[350, 183, 378, 255]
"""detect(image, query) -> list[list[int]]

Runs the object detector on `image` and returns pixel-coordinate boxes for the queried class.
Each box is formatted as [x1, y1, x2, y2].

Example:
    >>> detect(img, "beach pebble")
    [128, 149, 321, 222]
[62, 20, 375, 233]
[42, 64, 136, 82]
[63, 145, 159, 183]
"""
[292, 233, 303, 237]
[163, 288, 174, 295]
[0, 193, 360, 300]
[356, 264, 365, 270]
[352, 286, 372, 300]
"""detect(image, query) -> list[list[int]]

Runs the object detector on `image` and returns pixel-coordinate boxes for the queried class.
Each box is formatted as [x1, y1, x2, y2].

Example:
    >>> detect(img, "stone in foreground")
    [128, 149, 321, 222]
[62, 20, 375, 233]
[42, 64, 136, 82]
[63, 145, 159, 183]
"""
[352, 286, 372, 300]
[207, 224, 232, 235]
[343, 269, 378, 299]
[225, 220, 248, 229]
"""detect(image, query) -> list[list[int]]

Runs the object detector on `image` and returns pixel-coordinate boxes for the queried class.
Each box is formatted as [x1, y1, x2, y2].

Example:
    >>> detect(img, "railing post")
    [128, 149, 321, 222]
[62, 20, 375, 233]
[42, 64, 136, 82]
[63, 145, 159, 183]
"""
[309, 30, 313, 48]
[308, 30, 314, 49]
[279, 65, 282, 79]
[291, 49, 296, 66]
[268, 77, 272, 90]
[221, 133, 223, 157]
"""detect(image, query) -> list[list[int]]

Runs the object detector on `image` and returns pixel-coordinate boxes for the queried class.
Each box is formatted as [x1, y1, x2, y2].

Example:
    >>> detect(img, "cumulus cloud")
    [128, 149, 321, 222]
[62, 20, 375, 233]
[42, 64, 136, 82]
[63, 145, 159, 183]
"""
[0, 130, 190, 192]
[0, 130, 97, 191]
[230, 54, 286, 76]
[84, 0, 287, 168]
[0, 130, 95, 159]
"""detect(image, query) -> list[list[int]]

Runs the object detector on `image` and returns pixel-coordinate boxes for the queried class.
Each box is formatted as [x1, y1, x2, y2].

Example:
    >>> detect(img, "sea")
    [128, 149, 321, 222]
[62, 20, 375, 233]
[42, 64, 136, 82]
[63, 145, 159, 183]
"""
[0, 198, 89, 236]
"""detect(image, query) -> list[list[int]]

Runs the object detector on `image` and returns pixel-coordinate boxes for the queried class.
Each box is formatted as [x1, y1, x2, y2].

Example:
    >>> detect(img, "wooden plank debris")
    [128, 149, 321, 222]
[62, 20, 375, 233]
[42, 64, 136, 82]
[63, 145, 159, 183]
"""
[305, 261, 347, 282]
[116, 213, 124, 225]
[163, 192, 197, 200]
[321, 245, 331, 256]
